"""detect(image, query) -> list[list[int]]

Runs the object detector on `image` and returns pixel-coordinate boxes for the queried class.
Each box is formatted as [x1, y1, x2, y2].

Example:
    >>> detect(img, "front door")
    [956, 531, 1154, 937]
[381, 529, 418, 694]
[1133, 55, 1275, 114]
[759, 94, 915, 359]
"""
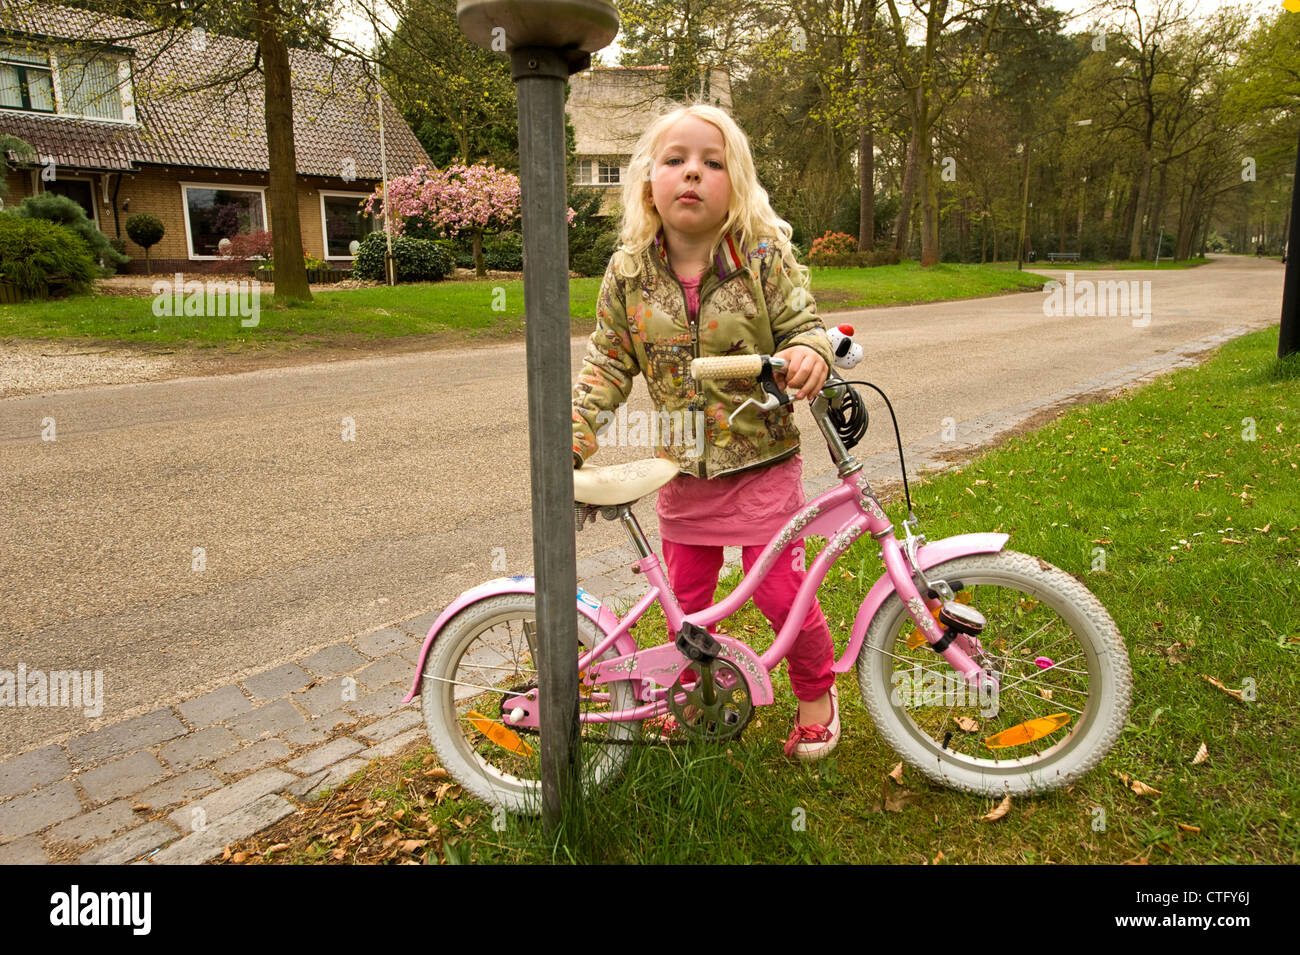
[44, 178, 97, 226]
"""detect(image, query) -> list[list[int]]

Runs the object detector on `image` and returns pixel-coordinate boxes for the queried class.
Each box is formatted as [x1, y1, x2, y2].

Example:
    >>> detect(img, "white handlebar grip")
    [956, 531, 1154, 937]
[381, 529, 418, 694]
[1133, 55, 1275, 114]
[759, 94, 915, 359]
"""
[691, 354, 765, 379]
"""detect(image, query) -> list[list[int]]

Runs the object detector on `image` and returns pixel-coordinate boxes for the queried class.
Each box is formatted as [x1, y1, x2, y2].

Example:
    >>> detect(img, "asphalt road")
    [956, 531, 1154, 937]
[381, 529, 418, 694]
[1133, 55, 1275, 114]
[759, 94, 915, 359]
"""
[0, 254, 1286, 759]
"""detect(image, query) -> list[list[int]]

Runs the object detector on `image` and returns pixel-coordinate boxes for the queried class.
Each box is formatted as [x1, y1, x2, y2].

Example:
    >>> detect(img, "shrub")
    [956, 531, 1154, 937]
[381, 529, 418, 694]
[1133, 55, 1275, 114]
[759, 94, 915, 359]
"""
[0, 214, 97, 295]
[805, 247, 902, 268]
[125, 213, 164, 273]
[351, 232, 453, 282]
[808, 231, 858, 262]
[220, 229, 274, 263]
[107, 237, 129, 272]
[11, 192, 126, 273]
[483, 230, 523, 271]
[571, 230, 619, 277]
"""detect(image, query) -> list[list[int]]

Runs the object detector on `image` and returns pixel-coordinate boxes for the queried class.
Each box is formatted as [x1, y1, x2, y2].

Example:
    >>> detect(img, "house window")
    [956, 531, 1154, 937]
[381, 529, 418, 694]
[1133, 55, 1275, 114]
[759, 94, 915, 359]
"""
[577, 159, 592, 184]
[1, 43, 132, 121]
[58, 55, 126, 121]
[598, 161, 621, 184]
[320, 192, 375, 259]
[0, 46, 55, 113]
[182, 185, 267, 258]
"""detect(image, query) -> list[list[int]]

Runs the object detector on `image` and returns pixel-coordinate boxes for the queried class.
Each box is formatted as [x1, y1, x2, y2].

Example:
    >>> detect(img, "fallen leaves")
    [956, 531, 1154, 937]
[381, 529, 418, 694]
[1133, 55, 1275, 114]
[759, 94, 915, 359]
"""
[980, 795, 1011, 822]
[954, 716, 980, 733]
[1114, 771, 1162, 797]
[1201, 673, 1246, 703]
[1192, 742, 1209, 765]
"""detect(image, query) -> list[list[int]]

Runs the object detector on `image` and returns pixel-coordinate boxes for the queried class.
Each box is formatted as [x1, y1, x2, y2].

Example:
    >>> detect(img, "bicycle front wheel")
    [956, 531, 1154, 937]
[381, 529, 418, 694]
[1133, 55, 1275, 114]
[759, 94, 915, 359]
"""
[856, 550, 1130, 795]
[420, 593, 640, 815]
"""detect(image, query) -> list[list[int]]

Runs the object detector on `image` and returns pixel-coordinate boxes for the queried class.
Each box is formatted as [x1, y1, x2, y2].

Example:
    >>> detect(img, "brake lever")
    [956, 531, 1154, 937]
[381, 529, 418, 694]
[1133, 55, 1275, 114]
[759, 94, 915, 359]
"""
[727, 356, 790, 427]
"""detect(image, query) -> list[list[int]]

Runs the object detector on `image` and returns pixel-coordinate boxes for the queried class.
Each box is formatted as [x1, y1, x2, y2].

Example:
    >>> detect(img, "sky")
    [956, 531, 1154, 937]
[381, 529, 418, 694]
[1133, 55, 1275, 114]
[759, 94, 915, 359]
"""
[334, 1, 1272, 63]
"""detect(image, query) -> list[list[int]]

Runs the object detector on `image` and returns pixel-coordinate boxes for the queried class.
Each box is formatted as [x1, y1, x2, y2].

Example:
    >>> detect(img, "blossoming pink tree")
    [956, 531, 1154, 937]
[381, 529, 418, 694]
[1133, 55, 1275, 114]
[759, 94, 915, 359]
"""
[364, 163, 576, 278]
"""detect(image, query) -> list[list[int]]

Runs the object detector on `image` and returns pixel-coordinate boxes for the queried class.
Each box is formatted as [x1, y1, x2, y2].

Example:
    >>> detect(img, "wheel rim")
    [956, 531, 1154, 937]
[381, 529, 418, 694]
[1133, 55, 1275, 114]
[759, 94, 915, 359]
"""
[428, 605, 635, 806]
[869, 566, 1108, 781]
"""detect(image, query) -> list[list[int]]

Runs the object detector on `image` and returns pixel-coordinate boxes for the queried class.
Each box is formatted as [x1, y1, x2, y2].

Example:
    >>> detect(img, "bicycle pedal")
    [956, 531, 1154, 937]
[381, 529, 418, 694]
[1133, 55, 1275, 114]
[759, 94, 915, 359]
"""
[675, 622, 720, 664]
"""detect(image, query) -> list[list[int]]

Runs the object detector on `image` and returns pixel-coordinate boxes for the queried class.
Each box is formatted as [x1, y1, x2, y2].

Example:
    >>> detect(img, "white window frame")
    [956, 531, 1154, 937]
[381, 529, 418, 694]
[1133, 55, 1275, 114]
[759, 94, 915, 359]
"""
[0, 44, 135, 124]
[319, 190, 375, 261]
[180, 182, 269, 260]
[597, 160, 621, 185]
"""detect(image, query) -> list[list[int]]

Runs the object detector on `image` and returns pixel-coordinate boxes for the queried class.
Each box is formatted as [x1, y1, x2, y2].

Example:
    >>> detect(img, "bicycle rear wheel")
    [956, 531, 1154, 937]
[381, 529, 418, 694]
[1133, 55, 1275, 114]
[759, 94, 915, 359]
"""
[420, 593, 639, 814]
[856, 550, 1130, 795]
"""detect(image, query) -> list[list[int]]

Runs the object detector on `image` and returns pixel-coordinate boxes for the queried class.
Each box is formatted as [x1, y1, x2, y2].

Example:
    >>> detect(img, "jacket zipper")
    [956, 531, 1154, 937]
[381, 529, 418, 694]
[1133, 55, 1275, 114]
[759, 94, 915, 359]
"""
[660, 261, 744, 478]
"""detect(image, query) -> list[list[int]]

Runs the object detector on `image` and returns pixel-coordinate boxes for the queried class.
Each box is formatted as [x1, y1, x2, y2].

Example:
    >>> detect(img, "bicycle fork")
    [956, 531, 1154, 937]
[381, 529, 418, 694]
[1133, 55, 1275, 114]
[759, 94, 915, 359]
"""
[880, 534, 998, 694]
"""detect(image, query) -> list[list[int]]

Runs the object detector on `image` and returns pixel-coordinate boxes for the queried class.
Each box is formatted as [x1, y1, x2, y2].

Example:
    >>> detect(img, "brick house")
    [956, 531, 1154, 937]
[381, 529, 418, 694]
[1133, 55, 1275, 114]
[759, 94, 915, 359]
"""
[566, 65, 733, 219]
[1, 4, 429, 274]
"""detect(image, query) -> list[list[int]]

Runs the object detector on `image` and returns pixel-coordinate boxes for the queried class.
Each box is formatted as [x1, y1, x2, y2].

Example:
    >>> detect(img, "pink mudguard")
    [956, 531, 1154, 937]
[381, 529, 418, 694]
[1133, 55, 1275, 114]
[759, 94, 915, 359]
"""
[832, 533, 1009, 672]
[402, 575, 634, 703]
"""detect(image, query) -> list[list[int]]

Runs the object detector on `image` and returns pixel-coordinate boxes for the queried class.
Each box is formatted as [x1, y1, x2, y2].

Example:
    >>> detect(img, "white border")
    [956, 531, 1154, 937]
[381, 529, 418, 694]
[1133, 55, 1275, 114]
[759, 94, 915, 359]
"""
[180, 182, 268, 260]
[319, 190, 374, 261]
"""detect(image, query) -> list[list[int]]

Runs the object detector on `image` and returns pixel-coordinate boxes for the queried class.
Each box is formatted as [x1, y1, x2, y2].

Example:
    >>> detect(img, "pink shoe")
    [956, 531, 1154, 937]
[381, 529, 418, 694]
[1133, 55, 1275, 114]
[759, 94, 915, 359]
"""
[783, 684, 840, 761]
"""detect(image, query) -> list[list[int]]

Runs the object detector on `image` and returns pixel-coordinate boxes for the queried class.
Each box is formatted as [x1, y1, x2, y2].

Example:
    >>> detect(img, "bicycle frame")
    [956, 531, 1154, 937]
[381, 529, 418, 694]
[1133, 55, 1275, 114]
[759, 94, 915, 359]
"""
[404, 382, 1009, 728]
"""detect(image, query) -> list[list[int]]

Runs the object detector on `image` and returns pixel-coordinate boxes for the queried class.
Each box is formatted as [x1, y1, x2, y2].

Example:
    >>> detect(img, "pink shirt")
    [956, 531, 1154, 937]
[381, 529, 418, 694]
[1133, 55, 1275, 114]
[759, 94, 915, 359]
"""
[655, 269, 807, 546]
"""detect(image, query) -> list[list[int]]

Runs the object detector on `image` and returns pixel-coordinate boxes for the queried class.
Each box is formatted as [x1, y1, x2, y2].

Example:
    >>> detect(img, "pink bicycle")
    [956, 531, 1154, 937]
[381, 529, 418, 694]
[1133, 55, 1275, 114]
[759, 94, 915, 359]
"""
[404, 348, 1132, 814]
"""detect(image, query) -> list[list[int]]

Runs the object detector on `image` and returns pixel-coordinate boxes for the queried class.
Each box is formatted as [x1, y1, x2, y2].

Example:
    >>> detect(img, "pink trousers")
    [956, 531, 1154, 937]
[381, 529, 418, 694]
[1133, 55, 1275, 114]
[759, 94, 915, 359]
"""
[660, 538, 835, 702]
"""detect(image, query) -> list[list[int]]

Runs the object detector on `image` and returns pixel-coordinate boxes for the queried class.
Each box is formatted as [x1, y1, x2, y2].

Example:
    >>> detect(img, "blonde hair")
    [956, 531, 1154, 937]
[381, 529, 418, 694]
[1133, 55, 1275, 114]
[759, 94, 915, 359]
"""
[612, 101, 808, 288]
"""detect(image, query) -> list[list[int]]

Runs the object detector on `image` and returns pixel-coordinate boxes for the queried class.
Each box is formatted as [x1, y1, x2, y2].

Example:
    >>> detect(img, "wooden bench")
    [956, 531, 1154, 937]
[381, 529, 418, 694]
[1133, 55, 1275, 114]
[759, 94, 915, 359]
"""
[1046, 252, 1081, 263]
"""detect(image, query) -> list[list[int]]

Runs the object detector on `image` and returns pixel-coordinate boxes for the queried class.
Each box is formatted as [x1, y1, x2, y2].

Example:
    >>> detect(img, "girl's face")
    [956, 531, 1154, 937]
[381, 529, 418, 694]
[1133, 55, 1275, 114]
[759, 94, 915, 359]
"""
[648, 115, 731, 241]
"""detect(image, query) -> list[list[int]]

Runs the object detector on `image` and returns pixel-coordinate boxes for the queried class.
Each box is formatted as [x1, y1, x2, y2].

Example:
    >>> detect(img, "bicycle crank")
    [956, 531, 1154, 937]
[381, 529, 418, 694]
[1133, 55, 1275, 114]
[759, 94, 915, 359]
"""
[666, 657, 754, 742]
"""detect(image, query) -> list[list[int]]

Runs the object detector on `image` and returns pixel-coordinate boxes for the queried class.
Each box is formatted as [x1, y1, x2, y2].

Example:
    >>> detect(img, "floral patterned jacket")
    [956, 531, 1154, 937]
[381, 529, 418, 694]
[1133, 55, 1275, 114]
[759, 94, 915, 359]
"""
[572, 227, 834, 479]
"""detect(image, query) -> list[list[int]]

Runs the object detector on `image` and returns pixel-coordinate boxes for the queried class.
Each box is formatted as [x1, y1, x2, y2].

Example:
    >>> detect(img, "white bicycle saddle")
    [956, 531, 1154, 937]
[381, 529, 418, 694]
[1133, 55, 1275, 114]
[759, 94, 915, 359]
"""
[572, 457, 679, 506]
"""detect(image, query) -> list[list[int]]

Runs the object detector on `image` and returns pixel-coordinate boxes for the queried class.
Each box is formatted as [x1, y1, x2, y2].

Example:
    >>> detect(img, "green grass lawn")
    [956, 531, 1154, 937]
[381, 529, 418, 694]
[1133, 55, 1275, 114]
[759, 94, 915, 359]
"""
[222, 326, 1298, 866]
[0, 262, 1044, 349]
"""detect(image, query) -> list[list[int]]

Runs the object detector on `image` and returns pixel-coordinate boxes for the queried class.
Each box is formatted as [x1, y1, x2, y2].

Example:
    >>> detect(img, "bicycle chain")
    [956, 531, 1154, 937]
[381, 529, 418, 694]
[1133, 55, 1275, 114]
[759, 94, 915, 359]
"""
[496, 684, 748, 747]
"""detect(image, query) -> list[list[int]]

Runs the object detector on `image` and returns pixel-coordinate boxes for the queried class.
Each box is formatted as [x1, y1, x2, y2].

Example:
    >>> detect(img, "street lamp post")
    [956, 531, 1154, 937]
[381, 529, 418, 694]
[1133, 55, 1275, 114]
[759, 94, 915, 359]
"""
[1279, 125, 1300, 359]
[455, 0, 619, 834]
[1017, 119, 1091, 271]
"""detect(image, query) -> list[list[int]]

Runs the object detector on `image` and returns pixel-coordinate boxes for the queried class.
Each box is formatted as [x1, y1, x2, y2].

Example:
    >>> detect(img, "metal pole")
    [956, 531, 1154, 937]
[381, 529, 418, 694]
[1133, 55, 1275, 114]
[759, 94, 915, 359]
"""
[455, 0, 618, 838]
[1279, 127, 1300, 359]
[1017, 138, 1030, 272]
[511, 45, 583, 835]
[376, 62, 395, 287]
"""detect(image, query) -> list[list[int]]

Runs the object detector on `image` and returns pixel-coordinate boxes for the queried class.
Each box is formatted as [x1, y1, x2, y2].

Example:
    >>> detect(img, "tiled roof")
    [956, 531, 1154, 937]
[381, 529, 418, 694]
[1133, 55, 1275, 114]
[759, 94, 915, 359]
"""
[1, 3, 429, 179]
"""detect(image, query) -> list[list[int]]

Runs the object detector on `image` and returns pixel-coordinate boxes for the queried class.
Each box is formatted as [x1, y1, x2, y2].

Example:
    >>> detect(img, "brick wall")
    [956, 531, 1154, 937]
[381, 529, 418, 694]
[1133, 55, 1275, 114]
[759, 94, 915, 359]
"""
[2, 163, 376, 275]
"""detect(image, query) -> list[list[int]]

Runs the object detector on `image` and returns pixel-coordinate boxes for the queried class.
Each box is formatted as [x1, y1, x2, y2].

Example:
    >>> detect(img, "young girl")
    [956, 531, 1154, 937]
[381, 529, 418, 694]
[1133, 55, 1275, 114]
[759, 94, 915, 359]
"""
[571, 103, 839, 759]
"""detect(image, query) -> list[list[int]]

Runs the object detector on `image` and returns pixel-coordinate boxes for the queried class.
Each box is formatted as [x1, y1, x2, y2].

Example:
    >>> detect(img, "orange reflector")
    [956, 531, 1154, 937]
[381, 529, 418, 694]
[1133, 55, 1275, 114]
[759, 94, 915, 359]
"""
[984, 713, 1071, 749]
[467, 710, 534, 756]
[907, 631, 927, 650]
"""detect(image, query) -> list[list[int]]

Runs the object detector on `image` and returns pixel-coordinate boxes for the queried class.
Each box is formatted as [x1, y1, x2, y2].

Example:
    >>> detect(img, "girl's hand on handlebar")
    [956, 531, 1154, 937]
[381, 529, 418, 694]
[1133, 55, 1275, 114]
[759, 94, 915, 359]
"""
[772, 345, 828, 401]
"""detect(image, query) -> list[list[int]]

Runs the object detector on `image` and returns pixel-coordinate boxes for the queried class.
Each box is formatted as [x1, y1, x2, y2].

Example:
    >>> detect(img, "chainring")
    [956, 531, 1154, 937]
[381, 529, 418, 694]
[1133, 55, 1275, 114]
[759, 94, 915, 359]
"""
[666, 657, 754, 742]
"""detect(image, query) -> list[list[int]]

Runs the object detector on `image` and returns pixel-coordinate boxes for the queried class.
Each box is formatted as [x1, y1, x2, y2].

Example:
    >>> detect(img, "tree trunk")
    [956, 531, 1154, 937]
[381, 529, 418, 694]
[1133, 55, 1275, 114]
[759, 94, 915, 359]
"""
[257, 0, 311, 303]
[473, 229, 485, 278]
[919, 127, 939, 266]
[1077, 178, 1086, 252]
[1148, 162, 1168, 260]
[857, 3, 876, 252]
[893, 126, 919, 254]
[1128, 148, 1152, 260]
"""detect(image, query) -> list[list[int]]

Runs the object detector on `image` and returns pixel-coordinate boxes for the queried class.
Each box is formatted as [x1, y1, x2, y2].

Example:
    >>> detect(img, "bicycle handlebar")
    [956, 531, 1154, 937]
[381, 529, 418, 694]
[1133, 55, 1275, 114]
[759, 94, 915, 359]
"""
[690, 355, 788, 380]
